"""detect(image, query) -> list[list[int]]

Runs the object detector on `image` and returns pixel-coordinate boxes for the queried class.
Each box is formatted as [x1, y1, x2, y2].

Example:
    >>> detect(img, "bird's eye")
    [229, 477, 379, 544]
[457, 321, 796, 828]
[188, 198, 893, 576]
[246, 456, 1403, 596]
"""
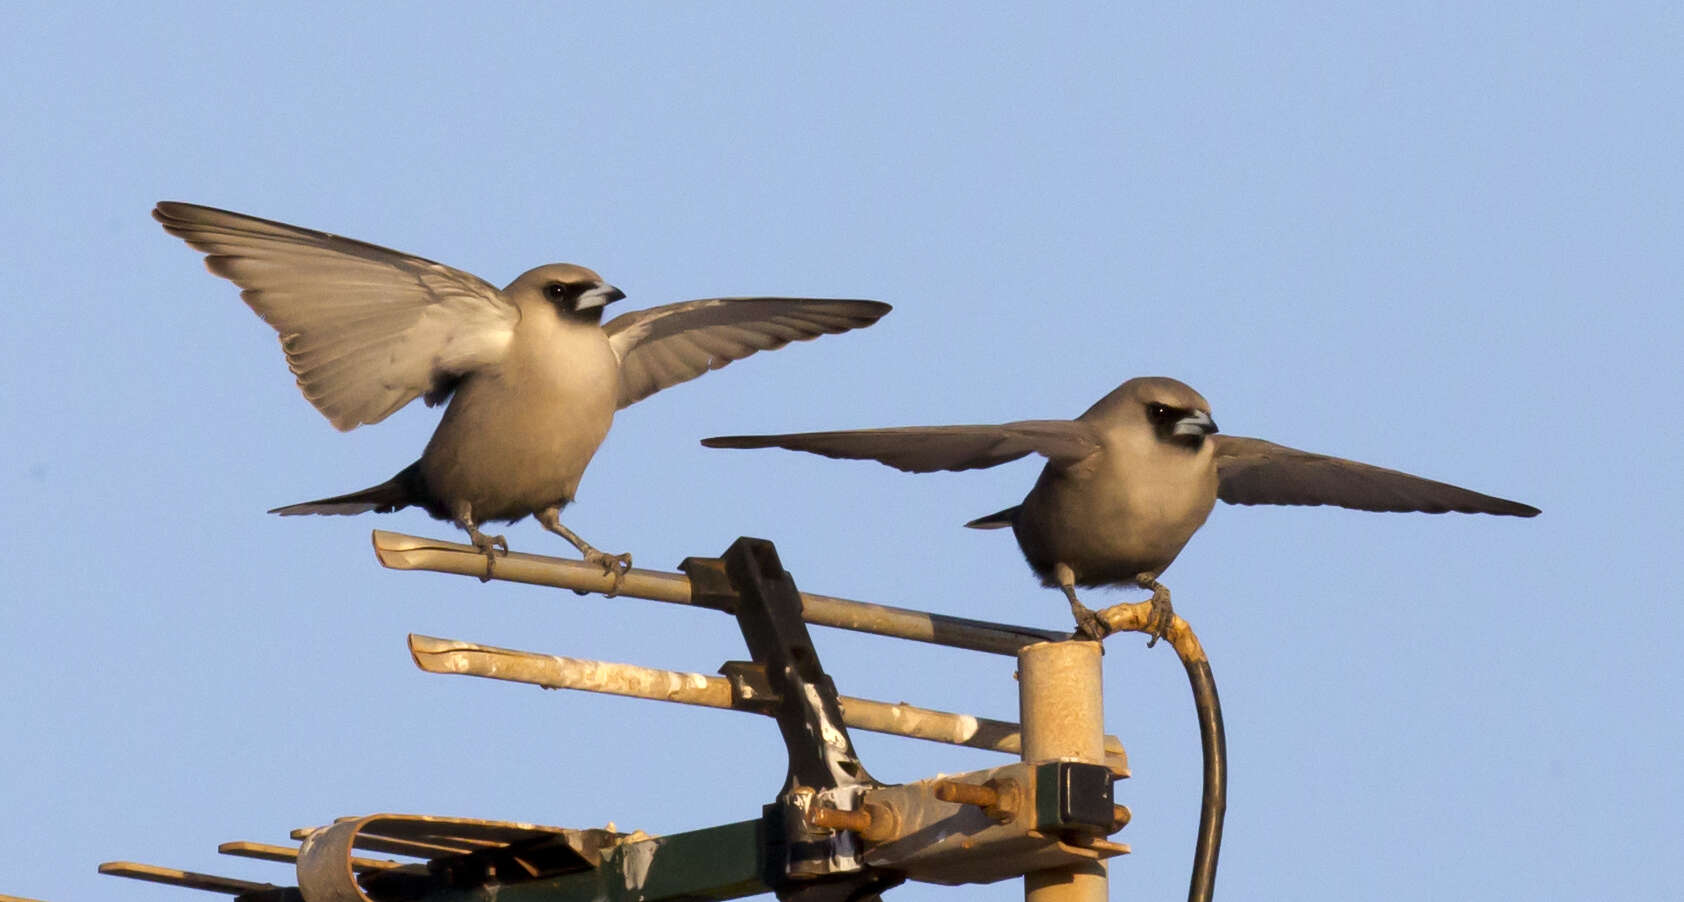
[544, 282, 569, 300]
[1147, 403, 1170, 420]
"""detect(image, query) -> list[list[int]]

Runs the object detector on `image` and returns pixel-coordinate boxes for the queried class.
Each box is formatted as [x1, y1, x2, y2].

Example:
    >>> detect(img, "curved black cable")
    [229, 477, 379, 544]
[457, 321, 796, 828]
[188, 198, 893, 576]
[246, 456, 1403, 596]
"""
[1178, 651, 1226, 902]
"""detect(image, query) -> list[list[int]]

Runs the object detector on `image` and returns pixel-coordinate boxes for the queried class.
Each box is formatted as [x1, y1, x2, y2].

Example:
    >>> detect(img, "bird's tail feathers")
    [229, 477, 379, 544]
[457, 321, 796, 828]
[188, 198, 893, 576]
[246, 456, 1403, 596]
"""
[269, 463, 421, 516]
[964, 506, 1020, 529]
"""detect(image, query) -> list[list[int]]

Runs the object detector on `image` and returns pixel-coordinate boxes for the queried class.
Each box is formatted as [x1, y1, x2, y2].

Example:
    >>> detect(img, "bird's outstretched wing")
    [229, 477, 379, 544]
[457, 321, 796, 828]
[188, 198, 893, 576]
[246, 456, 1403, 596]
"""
[154, 202, 518, 430]
[1212, 435, 1539, 516]
[702, 420, 1102, 473]
[603, 298, 891, 409]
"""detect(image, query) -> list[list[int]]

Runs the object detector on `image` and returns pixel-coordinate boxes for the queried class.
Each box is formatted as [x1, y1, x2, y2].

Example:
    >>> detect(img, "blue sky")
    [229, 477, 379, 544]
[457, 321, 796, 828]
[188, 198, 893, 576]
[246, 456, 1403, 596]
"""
[2, 4, 1679, 900]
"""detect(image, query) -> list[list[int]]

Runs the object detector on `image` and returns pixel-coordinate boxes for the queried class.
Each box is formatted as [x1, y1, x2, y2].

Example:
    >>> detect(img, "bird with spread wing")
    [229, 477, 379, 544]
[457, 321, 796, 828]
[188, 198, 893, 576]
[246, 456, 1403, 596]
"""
[704, 377, 1538, 642]
[155, 202, 890, 587]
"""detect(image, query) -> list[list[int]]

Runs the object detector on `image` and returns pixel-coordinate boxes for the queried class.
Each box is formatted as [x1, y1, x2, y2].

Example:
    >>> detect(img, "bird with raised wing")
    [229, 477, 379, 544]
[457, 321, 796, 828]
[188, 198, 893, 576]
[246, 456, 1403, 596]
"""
[155, 202, 890, 586]
[703, 377, 1538, 642]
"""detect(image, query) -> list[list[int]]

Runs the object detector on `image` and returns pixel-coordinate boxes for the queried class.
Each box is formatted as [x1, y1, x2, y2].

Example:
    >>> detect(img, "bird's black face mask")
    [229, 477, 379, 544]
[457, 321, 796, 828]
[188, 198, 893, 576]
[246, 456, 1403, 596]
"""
[1147, 403, 1218, 448]
[545, 280, 624, 324]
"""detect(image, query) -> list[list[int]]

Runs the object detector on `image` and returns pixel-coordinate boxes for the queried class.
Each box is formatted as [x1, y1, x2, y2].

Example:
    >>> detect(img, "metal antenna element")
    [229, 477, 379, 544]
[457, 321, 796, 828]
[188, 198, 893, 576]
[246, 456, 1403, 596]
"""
[405, 634, 1129, 762]
[95, 535, 1162, 902]
[373, 530, 1066, 655]
[684, 538, 903, 901]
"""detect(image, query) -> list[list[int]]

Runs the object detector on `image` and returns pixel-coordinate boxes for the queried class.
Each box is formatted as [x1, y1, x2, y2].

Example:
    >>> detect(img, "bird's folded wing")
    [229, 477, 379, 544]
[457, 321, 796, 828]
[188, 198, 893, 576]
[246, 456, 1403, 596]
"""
[1212, 435, 1540, 516]
[702, 420, 1101, 473]
[603, 298, 891, 409]
[154, 202, 518, 430]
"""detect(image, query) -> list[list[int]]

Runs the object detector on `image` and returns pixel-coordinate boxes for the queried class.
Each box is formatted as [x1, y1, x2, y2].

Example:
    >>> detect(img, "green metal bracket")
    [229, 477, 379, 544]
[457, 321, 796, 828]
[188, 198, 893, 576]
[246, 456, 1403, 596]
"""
[423, 820, 767, 902]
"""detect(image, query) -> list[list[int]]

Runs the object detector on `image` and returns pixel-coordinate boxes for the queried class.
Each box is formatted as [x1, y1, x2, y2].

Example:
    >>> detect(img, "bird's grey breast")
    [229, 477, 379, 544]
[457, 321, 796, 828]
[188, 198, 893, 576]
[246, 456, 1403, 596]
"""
[418, 314, 622, 522]
[1014, 437, 1219, 586]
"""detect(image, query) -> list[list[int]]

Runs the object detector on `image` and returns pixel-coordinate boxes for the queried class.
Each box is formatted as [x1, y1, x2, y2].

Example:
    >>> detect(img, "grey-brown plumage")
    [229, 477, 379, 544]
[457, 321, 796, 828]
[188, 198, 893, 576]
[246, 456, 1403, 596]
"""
[703, 377, 1538, 640]
[155, 201, 890, 581]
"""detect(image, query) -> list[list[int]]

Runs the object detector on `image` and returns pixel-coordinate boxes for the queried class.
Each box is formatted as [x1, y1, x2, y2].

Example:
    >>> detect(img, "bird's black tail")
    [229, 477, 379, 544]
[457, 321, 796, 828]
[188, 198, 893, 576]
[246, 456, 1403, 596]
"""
[269, 462, 422, 516]
[963, 506, 1019, 529]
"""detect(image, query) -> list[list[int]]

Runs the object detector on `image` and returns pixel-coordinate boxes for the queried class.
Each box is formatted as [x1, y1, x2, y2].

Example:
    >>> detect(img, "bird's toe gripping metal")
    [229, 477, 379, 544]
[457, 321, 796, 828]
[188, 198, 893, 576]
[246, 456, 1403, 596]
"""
[583, 549, 633, 596]
[468, 532, 508, 583]
[1057, 581, 1112, 643]
[1135, 575, 1174, 648]
[1070, 602, 1112, 643]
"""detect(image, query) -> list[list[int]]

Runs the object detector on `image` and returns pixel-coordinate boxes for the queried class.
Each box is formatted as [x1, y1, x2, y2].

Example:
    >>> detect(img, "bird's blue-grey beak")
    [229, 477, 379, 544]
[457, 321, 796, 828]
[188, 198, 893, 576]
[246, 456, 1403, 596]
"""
[576, 282, 626, 311]
[1173, 409, 1218, 436]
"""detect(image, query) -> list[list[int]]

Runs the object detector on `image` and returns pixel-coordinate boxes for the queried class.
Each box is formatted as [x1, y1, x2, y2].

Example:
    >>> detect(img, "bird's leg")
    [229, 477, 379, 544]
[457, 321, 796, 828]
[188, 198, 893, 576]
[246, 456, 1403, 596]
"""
[1135, 573, 1174, 648]
[451, 501, 507, 583]
[535, 506, 631, 596]
[1055, 562, 1111, 642]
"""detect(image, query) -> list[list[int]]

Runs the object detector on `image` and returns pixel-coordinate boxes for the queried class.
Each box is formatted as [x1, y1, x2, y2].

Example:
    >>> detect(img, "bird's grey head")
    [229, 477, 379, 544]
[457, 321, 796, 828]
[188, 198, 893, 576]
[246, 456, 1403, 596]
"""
[506, 264, 626, 324]
[1084, 376, 1219, 448]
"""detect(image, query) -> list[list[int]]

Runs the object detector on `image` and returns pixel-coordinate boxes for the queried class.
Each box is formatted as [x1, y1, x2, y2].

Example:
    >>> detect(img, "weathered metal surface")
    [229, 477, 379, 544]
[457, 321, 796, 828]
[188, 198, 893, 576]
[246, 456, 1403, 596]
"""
[218, 842, 402, 873]
[288, 825, 509, 858]
[355, 818, 605, 852]
[934, 777, 1018, 821]
[292, 814, 616, 902]
[405, 634, 1127, 768]
[100, 535, 1139, 902]
[373, 530, 1065, 656]
[801, 761, 1128, 886]
[1018, 641, 1110, 902]
[408, 635, 732, 708]
[105, 817, 771, 902]
[1019, 642, 1106, 764]
[404, 820, 769, 902]
[694, 537, 892, 900]
[303, 832, 480, 859]
[96, 862, 281, 895]
[296, 819, 374, 902]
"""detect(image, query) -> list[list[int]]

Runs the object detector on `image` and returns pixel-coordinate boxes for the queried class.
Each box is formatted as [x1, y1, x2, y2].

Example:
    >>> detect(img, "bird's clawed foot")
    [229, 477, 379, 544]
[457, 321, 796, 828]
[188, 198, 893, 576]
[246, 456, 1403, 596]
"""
[533, 506, 631, 596]
[1135, 574, 1174, 648]
[465, 530, 509, 582]
[583, 548, 633, 596]
[1055, 563, 1112, 643]
[1070, 600, 1112, 642]
[452, 505, 509, 582]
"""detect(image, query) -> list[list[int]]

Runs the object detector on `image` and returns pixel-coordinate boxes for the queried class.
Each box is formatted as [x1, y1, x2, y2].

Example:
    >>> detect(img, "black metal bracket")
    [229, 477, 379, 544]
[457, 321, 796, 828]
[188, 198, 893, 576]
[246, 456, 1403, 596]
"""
[682, 538, 902, 902]
[1033, 761, 1117, 835]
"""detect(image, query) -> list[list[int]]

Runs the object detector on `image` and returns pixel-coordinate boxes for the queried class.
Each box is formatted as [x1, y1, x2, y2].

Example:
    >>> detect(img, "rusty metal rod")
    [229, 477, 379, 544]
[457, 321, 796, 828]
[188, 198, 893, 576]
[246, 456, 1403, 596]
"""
[806, 807, 872, 834]
[408, 634, 1127, 767]
[932, 779, 1000, 809]
[373, 530, 1066, 656]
